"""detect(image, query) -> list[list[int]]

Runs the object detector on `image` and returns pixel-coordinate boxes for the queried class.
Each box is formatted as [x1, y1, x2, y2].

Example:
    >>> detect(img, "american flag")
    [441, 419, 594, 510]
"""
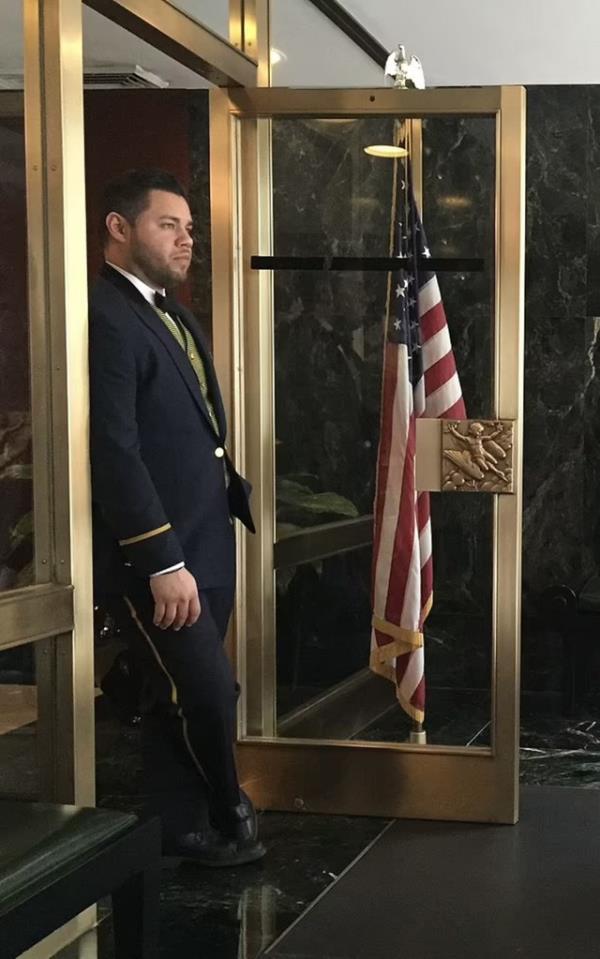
[370, 163, 466, 723]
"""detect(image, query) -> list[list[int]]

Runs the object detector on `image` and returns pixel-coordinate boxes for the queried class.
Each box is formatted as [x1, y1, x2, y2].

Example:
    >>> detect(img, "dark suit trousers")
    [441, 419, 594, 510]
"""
[111, 575, 239, 839]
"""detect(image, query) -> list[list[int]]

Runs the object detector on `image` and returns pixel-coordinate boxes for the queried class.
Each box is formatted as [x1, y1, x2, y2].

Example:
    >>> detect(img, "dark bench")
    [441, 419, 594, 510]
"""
[0, 801, 160, 959]
[540, 576, 600, 714]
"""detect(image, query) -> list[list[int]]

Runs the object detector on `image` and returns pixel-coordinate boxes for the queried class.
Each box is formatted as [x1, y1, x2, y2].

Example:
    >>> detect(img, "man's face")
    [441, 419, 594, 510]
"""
[126, 189, 194, 289]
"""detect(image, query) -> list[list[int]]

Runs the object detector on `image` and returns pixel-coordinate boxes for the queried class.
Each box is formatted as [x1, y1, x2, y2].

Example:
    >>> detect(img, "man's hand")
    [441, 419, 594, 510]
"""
[150, 568, 201, 631]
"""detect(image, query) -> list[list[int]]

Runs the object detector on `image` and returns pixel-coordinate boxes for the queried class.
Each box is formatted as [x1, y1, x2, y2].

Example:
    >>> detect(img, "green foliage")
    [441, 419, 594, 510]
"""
[276, 477, 359, 521]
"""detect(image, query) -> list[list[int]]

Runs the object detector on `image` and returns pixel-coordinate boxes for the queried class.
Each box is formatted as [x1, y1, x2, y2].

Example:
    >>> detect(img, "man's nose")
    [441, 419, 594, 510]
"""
[177, 228, 193, 247]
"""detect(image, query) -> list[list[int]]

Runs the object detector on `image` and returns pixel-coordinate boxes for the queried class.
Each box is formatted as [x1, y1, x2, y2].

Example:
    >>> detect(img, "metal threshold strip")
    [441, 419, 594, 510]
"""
[251, 255, 485, 273]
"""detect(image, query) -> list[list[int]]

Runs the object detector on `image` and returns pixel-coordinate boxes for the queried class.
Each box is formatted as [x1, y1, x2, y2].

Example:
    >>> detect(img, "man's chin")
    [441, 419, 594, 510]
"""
[168, 265, 190, 286]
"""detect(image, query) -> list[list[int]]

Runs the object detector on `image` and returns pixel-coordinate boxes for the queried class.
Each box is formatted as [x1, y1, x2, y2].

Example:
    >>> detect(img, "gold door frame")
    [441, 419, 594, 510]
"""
[5, 0, 96, 809]
[7, 0, 268, 815]
[7, 2, 269, 956]
[211, 85, 525, 824]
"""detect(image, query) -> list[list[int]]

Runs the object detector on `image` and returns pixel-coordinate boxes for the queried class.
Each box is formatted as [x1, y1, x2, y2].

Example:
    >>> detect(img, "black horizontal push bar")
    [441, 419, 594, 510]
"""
[250, 255, 485, 273]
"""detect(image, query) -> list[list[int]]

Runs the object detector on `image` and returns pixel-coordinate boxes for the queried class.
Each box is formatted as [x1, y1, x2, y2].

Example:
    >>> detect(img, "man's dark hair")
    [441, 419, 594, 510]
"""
[101, 169, 188, 241]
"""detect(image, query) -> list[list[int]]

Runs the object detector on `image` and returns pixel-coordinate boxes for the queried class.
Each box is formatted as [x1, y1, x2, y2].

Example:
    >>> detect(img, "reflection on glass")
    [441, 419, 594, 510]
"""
[270, 113, 496, 746]
[272, 116, 495, 535]
[360, 495, 493, 747]
[276, 548, 374, 719]
[0, 645, 39, 799]
[0, 19, 33, 591]
[273, 118, 395, 533]
[422, 116, 496, 421]
[166, 0, 230, 39]
[276, 496, 493, 747]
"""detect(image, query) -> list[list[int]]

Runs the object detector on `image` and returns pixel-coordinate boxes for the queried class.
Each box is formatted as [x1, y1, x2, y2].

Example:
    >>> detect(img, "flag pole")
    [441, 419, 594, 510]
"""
[398, 120, 427, 746]
[386, 118, 428, 746]
[409, 722, 427, 744]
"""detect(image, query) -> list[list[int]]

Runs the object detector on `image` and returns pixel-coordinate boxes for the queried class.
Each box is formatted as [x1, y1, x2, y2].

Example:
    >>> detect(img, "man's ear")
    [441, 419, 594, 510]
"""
[105, 211, 128, 244]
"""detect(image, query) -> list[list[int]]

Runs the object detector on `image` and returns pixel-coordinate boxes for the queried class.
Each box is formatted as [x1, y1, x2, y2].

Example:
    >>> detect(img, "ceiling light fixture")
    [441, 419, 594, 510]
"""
[363, 144, 409, 159]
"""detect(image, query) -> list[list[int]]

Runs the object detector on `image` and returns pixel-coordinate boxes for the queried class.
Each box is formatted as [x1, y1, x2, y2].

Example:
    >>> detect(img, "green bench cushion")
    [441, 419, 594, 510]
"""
[0, 801, 137, 915]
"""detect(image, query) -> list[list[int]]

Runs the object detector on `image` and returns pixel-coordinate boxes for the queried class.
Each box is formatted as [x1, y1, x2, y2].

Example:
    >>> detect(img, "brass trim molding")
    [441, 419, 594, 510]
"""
[240, 0, 271, 86]
[0, 584, 73, 649]
[237, 740, 509, 823]
[229, 86, 504, 118]
[24, 0, 96, 812]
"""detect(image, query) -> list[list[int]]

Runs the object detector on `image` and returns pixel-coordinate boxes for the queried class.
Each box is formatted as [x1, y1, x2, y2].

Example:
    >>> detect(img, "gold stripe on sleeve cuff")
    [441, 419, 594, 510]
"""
[119, 523, 172, 547]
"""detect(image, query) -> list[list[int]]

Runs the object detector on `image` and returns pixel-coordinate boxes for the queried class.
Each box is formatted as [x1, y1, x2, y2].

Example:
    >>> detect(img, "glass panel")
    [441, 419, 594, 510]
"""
[0, 4, 34, 591]
[0, 644, 40, 799]
[261, 111, 497, 746]
[273, 115, 495, 535]
[276, 494, 493, 746]
[165, 0, 230, 40]
[276, 548, 372, 718]
[421, 116, 496, 420]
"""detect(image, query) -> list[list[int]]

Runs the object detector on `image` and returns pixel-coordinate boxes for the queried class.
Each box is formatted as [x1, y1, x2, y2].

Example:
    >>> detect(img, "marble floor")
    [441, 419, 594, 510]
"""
[88, 690, 600, 959]
[3, 686, 600, 958]
[93, 697, 388, 958]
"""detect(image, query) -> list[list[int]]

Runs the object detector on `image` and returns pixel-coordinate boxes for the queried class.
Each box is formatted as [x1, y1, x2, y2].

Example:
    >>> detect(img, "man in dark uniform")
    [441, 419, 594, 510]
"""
[89, 168, 264, 866]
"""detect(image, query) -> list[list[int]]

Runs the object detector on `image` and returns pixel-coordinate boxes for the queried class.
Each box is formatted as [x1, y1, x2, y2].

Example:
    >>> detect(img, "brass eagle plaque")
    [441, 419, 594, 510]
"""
[441, 420, 514, 493]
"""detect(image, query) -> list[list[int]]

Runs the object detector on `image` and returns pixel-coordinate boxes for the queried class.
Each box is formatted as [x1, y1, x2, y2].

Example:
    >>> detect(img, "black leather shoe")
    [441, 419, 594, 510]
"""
[213, 789, 259, 846]
[163, 828, 265, 867]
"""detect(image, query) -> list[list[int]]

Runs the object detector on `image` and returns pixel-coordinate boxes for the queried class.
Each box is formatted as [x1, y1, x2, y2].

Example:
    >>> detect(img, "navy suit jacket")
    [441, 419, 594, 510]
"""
[89, 264, 253, 597]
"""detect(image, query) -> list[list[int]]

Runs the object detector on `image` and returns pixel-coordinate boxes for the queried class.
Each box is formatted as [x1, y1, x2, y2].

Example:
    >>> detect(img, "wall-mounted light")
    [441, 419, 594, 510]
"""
[363, 144, 409, 159]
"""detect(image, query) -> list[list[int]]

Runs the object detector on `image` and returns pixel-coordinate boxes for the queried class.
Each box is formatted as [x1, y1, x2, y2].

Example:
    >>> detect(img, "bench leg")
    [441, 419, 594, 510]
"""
[112, 864, 160, 959]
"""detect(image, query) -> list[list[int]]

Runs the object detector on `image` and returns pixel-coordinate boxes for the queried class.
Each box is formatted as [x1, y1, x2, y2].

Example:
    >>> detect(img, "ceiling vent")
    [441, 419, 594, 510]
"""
[0, 64, 169, 91]
[83, 65, 169, 88]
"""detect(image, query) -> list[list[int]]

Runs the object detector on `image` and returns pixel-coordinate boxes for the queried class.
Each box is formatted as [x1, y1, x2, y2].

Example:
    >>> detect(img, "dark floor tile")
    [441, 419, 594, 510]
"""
[97, 810, 387, 959]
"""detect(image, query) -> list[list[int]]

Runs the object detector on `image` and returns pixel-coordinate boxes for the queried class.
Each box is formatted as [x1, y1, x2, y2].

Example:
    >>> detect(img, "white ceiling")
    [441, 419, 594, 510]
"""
[341, 0, 600, 86]
[7, 0, 600, 90]
[270, 0, 382, 87]
[82, 6, 211, 88]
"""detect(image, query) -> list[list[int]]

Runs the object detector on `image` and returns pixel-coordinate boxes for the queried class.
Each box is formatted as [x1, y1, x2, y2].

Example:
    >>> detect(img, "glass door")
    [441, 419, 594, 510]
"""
[212, 86, 525, 823]
[0, 0, 94, 815]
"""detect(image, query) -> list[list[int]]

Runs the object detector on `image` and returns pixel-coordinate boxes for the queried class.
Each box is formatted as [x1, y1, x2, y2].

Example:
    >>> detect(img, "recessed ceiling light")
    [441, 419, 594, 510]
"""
[364, 144, 409, 158]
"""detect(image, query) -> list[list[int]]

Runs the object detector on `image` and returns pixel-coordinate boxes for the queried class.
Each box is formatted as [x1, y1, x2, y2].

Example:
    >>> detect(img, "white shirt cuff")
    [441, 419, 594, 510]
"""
[149, 562, 185, 578]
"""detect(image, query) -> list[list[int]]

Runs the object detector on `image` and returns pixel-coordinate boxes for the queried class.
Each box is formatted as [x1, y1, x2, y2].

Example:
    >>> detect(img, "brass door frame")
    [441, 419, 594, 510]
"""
[7, 0, 269, 808]
[7, 2, 268, 956]
[0, 3, 96, 954]
[213, 85, 525, 824]
[0, 0, 97, 808]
